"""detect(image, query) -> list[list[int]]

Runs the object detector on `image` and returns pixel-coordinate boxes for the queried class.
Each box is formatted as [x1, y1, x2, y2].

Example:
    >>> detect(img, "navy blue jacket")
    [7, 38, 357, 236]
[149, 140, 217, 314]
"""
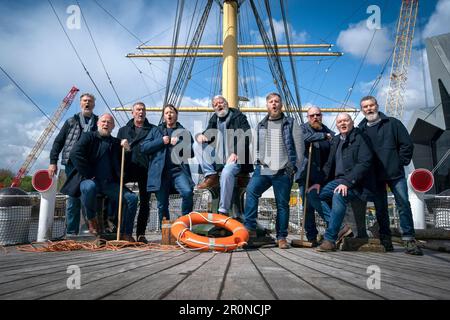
[358, 112, 413, 181]
[322, 127, 376, 201]
[298, 123, 335, 186]
[140, 122, 194, 192]
[60, 131, 121, 197]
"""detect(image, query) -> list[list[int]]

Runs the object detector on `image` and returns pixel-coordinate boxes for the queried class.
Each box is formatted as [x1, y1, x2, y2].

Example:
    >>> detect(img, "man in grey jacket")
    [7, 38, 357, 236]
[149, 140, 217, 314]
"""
[48, 93, 98, 236]
[243, 93, 304, 249]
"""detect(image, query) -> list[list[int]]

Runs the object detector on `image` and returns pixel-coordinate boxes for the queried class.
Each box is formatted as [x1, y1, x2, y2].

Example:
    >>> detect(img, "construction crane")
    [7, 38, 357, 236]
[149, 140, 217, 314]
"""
[384, 0, 419, 120]
[10, 86, 79, 188]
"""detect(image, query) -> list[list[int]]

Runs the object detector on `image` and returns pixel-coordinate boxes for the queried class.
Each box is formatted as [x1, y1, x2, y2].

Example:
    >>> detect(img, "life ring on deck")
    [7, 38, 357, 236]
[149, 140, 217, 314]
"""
[170, 212, 249, 252]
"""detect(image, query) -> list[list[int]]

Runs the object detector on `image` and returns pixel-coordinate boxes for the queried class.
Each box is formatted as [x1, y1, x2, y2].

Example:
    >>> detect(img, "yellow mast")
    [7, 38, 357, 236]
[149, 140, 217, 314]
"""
[222, 0, 239, 108]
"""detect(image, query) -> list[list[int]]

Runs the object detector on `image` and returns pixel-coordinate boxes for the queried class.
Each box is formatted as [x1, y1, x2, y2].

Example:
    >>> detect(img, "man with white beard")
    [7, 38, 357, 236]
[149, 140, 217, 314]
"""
[61, 114, 138, 241]
[195, 95, 253, 216]
[358, 96, 422, 255]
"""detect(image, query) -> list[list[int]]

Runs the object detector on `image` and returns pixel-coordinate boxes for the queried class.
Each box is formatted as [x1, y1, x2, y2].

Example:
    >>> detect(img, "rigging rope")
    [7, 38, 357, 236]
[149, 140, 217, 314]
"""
[47, 0, 122, 126]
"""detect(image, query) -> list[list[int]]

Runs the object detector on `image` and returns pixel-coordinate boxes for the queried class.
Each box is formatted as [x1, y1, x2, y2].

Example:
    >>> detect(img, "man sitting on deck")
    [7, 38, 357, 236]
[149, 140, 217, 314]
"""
[307, 113, 375, 252]
[61, 113, 138, 241]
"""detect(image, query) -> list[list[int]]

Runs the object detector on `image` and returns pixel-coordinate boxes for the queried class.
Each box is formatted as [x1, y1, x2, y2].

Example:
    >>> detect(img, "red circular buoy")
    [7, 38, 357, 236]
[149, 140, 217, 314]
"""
[410, 169, 434, 193]
[32, 170, 54, 193]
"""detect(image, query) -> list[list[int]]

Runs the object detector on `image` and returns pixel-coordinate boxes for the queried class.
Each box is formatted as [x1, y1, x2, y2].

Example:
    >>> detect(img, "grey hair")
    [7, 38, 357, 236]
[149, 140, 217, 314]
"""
[80, 93, 96, 101]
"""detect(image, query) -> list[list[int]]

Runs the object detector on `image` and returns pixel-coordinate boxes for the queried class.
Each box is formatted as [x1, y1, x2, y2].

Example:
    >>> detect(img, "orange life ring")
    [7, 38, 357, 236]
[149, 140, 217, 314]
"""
[170, 212, 249, 252]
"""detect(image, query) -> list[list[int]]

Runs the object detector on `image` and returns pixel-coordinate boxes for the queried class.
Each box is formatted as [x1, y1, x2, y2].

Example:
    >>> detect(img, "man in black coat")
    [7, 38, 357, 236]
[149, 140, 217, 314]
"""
[48, 93, 98, 235]
[298, 107, 335, 246]
[61, 114, 138, 241]
[307, 113, 375, 252]
[117, 102, 154, 243]
[358, 96, 422, 255]
[195, 95, 253, 215]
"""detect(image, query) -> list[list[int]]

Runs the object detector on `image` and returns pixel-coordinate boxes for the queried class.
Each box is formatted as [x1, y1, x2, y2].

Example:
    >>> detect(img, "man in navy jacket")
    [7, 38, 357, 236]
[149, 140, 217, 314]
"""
[358, 96, 422, 255]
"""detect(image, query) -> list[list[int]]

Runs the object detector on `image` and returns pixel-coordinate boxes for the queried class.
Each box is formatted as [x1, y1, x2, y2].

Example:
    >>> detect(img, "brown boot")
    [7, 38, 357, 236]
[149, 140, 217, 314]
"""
[277, 239, 290, 249]
[120, 234, 136, 242]
[197, 174, 219, 189]
[337, 224, 353, 244]
[316, 240, 336, 252]
[87, 218, 99, 236]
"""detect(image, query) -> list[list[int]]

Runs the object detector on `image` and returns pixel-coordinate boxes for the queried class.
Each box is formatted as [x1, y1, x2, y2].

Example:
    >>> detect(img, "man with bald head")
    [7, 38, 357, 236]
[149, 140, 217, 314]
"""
[298, 106, 335, 246]
[307, 113, 375, 252]
[62, 113, 138, 241]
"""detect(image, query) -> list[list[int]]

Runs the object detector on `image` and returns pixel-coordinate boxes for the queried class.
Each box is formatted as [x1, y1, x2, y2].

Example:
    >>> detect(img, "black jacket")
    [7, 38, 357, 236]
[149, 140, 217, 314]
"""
[200, 108, 253, 173]
[323, 127, 376, 201]
[358, 112, 413, 181]
[117, 118, 154, 180]
[298, 123, 335, 185]
[60, 131, 121, 197]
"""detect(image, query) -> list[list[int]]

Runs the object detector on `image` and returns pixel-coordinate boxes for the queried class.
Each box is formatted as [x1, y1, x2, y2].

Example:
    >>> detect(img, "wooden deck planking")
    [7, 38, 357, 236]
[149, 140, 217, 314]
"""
[275, 249, 433, 300]
[102, 252, 217, 300]
[262, 249, 384, 300]
[0, 250, 166, 296]
[295, 249, 450, 299]
[0, 244, 449, 300]
[219, 251, 276, 300]
[163, 252, 231, 300]
[0, 251, 185, 299]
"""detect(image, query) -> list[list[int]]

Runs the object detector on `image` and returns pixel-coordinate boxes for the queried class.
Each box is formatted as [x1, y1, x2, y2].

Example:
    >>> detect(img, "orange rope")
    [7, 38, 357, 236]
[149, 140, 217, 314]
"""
[17, 240, 181, 253]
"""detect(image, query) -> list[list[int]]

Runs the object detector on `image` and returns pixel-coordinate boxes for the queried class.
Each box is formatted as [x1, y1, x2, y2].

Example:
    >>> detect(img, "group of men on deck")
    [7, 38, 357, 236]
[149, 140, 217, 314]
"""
[49, 92, 423, 255]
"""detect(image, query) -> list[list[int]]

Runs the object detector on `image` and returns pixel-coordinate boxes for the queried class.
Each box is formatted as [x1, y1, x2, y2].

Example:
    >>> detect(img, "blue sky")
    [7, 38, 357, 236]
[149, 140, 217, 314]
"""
[0, 0, 449, 174]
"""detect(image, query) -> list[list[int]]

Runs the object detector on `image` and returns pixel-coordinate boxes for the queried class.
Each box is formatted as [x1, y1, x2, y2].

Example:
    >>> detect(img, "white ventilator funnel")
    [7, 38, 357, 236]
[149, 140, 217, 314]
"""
[407, 169, 434, 230]
[32, 170, 57, 242]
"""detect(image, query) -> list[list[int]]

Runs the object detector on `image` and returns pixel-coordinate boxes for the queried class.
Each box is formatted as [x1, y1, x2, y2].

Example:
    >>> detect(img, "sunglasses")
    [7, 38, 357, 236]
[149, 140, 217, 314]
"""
[308, 113, 322, 118]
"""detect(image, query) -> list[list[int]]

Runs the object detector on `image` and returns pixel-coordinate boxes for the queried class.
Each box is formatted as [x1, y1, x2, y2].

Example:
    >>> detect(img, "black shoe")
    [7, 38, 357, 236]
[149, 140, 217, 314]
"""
[380, 235, 394, 252]
[404, 240, 423, 256]
[137, 235, 148, 244]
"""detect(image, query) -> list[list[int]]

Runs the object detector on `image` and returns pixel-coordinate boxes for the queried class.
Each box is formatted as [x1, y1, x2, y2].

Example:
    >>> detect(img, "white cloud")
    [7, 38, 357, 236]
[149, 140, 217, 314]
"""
[250, 19, 308, 44]
[423, 0, 450, 39]
[337, 20, 392, 65]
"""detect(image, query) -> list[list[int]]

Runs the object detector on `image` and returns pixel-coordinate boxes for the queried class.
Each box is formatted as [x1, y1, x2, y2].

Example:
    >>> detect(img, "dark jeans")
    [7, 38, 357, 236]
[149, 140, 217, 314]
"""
[373, 177, 415, 240]
[79, 179, 138, 235]
[308, 180, 357, 243]
[125, 169, 150, 237]
[300, 185, 330, 241]
[244, 166, 293, 240]
[156, 167, 193, 226]
[64, 162, 83, 234]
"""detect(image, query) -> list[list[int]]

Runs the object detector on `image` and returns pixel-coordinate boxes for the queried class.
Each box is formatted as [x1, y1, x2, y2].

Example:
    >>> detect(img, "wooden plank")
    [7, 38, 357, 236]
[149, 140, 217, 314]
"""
[40, 251, 198, 300]
[297, 249, 450, 299]
[263, 249, 383, 300]
[0, 250, 186, 300]
[275, 249, 432, 300]
[163, 252, 231, 300]
[247, 250, 331, 300]
[102, 252, 217, 300]
[219, 251, 276, 300]
[0, 250, 166, 296]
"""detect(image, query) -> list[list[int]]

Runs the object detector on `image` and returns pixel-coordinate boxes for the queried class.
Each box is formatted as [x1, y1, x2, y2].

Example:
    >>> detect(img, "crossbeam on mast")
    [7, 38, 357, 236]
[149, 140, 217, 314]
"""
[113, 107, 357, 113]
[127, 52, 343, 58]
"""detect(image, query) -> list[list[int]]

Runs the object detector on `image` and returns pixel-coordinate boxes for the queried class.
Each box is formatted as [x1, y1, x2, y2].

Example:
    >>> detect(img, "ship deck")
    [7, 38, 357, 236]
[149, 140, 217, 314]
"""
[1, 234, 450, 300]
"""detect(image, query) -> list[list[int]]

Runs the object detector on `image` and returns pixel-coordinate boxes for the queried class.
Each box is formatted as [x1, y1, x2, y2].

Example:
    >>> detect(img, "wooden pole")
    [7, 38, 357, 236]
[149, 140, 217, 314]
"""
[116, 146, 125, 241]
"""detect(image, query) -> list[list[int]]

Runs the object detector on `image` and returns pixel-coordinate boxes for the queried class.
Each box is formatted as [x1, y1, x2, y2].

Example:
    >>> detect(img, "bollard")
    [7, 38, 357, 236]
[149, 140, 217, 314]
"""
[32, 170, 57, 242]
[407, 169, 434, 230]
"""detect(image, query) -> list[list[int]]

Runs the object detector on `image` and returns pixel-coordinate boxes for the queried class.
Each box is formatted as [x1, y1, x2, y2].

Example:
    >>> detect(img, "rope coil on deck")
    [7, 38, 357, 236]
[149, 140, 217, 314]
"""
[171, 211, 249, 252]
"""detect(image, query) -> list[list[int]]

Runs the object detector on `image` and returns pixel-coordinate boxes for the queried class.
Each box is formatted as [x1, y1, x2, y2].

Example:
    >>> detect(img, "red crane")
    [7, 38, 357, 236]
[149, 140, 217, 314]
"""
[11, 86, 80, 188]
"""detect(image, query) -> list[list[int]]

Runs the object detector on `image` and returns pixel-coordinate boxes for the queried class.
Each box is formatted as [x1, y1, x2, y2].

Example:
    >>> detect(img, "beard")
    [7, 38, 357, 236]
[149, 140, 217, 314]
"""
[365, 112, 380, 123]
[216, 107, 229, 118]
[310, 121, 323, 130]
[98, 128, 111, 137]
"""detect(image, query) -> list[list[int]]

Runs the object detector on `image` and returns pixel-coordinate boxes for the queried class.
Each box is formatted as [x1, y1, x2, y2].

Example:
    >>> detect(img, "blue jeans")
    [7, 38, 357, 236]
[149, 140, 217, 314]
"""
[156, 167, 193, 225]
[308, 180, 356, 243]
[79, 179, 138, 235]
[373, 177, 415, 240]
[244, 166, 293, 240]
[300, 186, 330, 241]
[65, 163, 83, 234]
